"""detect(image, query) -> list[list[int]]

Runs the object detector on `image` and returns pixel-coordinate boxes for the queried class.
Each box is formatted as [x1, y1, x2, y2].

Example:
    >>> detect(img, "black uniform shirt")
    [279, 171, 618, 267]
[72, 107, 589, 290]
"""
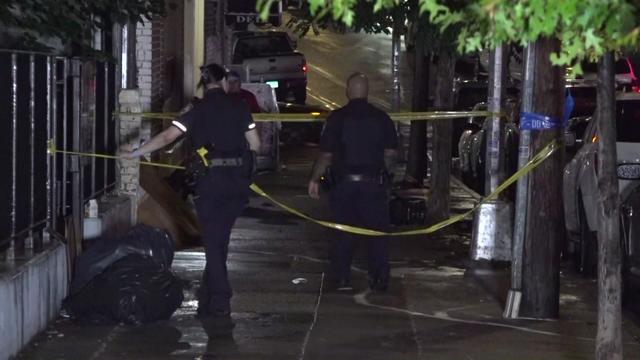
[172, 88, 256, 157]
[319, 98, 398, 175]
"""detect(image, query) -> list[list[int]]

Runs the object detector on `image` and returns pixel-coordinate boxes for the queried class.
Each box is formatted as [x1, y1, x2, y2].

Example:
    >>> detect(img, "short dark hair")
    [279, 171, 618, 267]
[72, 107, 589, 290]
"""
[226, 70, 241, 82]
[200, 63, 227, 85]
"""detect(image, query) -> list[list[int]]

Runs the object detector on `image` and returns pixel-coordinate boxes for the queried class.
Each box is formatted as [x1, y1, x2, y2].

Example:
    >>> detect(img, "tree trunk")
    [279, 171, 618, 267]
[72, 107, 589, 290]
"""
[426, 51, 455, 222]
[519, 37, 565, 319]
[406, 38, 429, 185]
[595, 51, 623, 360]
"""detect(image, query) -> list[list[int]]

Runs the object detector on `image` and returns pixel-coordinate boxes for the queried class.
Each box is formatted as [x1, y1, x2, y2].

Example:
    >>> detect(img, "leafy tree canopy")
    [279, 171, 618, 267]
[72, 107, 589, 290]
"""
[261, 0, 640, 73]
[0, 0, 165, 55]
[268, 0, 458, 54]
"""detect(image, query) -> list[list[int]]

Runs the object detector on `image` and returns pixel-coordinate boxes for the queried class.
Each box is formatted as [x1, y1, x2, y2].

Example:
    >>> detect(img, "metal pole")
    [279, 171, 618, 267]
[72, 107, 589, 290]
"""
[391, 16, 401, 112]
[71, 59, 82, 254]
[47, 56, 56, 242]
[469, 45, 512, 264]
[62, 59, 69, 218]
[485, 45, 507, 193]
[28, 55, 35, 250]
[91, 61, 97, 198]
[8, 53, 17, 261]
[104, 61, 109, 193]
[504, 43, 536, 319]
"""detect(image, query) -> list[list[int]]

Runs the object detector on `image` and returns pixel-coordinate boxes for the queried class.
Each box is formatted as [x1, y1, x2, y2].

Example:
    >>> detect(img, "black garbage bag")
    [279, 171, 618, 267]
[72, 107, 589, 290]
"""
[70, 224, 174, 293]
[63, 255, 184, 325]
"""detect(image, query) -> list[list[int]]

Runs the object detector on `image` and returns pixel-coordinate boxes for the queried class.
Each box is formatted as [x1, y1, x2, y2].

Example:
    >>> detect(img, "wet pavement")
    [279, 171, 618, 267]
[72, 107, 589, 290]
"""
[17, 146, 640, 359]
[282, 12, 414, 112]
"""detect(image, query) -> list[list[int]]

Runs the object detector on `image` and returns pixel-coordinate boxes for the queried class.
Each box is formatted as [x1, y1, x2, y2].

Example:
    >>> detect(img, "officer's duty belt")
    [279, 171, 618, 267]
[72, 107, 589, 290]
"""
[208, 157, 243, 167]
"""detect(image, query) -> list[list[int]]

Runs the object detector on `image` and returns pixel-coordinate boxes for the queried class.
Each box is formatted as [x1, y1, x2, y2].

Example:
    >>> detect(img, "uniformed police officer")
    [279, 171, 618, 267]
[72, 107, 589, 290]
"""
[308, 73, 398, 292]
[121, 63, 260, 318]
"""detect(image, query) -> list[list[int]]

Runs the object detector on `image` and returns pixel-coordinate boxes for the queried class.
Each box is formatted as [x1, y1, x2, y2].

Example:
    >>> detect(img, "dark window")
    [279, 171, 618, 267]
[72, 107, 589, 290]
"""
[629, 56, 640, 75]
[233, 36, 293, 63]
[581, 61, 598, 74]
[617, 100, 640, 142]
[616, 58, 631, 74]
[580, 58, 632, 75]
[455, 59, 477, 79]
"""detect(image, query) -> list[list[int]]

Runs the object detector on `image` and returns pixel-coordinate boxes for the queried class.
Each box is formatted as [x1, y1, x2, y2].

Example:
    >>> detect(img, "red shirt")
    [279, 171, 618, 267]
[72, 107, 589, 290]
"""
[230, 89, 261, 113]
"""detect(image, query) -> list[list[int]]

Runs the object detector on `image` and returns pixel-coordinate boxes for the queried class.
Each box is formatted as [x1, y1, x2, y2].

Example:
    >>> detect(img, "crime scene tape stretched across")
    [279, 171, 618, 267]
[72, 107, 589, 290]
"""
[47, 139, 558, 237]
[118, 110, 500, 122]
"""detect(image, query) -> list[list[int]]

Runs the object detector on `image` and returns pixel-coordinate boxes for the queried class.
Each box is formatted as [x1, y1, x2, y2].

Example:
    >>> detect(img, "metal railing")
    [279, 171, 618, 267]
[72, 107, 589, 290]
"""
[0, 50, 118, 254]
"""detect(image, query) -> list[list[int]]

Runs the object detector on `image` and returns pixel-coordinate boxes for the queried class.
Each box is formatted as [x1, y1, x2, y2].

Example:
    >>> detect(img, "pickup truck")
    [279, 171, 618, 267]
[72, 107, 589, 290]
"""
[231, 31, 307, 104]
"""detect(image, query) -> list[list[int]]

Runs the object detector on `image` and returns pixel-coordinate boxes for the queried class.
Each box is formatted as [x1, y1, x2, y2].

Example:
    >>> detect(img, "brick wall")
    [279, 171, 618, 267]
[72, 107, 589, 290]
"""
[205, 0, 222, 64]
[137, 1, 185, 114]
[118, 90, 145, 200]
[151, 16, 166, 112]
[136, 21, 153, 112]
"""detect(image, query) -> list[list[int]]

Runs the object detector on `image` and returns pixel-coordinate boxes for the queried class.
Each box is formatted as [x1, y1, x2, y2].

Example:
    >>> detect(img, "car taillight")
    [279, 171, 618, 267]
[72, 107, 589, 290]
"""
[302, 60, 308, 73]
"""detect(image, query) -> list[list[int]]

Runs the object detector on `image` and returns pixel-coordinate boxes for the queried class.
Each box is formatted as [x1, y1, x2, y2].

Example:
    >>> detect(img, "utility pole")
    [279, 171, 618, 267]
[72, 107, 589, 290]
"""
[595, 52, 623, 360]
[469, 44, 512, 263]
[507, 38, 565, 319]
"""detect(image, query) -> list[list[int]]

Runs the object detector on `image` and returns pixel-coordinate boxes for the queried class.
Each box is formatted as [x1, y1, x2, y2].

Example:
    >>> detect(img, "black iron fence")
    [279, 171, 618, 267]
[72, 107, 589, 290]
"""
[0, 50, 117, 251]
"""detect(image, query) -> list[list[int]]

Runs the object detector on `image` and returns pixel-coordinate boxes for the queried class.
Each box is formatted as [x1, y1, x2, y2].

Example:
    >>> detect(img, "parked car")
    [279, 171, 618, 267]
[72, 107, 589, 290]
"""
[458, 103, 487, 186]
[456, 99, 520, 198]
[563, 92, 640, 277]
[231, 30, 307, 104]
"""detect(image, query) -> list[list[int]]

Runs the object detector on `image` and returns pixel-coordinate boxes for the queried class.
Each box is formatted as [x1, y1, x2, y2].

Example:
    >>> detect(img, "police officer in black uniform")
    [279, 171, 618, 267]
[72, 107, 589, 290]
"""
[308, 72, 398, 292]
[121, 63, 260, 318]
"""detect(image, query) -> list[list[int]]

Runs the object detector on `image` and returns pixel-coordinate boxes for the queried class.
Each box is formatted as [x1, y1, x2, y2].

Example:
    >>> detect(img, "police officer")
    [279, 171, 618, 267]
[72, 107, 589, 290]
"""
[121, 63, 260, 318]
[308, 73, 398, 292]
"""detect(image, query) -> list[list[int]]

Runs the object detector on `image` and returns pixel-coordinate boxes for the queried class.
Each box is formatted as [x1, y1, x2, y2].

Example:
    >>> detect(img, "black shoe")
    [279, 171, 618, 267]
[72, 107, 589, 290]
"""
[196, 307, 230, 320]
[200, 316, 235, 339]
[368, 276, 388, 293]
[196, 307, 210, 319]
[327, 277, 353, 292]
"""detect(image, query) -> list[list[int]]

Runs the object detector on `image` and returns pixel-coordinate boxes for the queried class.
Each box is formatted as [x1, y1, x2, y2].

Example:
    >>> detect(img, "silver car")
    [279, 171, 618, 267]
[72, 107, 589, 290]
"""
[563, 92, 640, 276]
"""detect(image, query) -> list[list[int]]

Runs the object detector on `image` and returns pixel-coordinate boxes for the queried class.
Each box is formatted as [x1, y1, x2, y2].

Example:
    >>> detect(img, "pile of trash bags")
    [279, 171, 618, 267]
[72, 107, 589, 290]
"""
[63, 224, 184, 325]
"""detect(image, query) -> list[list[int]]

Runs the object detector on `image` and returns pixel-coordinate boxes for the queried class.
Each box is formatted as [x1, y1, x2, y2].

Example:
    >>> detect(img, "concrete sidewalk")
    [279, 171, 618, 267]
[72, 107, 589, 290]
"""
[16, 147, 640, 359]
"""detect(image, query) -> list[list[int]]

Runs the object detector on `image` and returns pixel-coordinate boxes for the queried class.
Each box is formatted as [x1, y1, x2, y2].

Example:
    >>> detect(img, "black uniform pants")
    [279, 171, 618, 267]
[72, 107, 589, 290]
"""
[195, 170, 250, 314]
[329, 181, 390, 282]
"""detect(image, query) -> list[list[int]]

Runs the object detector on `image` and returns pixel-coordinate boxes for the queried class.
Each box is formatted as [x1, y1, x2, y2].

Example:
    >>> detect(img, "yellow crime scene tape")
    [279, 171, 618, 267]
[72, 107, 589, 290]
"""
[250, 140, 557, 236]
[47, 138, 559, 238]
[117, 110, 500, 122]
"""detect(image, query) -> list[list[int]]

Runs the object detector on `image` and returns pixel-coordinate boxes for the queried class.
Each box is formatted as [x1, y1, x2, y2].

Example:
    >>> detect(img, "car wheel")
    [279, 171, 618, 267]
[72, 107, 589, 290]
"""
[577, 195, 598, 276]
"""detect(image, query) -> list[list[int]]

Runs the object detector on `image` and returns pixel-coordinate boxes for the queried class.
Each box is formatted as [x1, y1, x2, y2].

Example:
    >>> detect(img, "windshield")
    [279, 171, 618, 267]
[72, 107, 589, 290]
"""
[233, 36, 293, 63]
[617, 100, 640, 142]
[579, 58, 631, 75]
[616, 59, 631, 74]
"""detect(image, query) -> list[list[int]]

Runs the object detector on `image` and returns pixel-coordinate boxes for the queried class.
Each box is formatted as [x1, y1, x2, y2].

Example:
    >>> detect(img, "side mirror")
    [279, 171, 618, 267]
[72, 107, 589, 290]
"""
[564, 131, 576, 147]
[291, 40, 298, 49]
[617, 163, 640, 180]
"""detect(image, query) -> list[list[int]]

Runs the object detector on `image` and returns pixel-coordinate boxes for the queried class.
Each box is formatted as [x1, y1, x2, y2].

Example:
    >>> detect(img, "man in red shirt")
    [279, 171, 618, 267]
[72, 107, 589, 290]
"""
[226, 70, 261, 113]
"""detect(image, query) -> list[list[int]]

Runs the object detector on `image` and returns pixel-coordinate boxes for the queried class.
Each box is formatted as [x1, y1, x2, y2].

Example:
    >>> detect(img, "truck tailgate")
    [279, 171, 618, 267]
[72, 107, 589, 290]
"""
[243, 53, 306, 80]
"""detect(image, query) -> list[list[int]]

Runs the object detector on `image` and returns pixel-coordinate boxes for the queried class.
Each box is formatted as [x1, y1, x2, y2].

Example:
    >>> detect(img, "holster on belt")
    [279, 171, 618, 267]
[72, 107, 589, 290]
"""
[184, 143, 251, 188]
